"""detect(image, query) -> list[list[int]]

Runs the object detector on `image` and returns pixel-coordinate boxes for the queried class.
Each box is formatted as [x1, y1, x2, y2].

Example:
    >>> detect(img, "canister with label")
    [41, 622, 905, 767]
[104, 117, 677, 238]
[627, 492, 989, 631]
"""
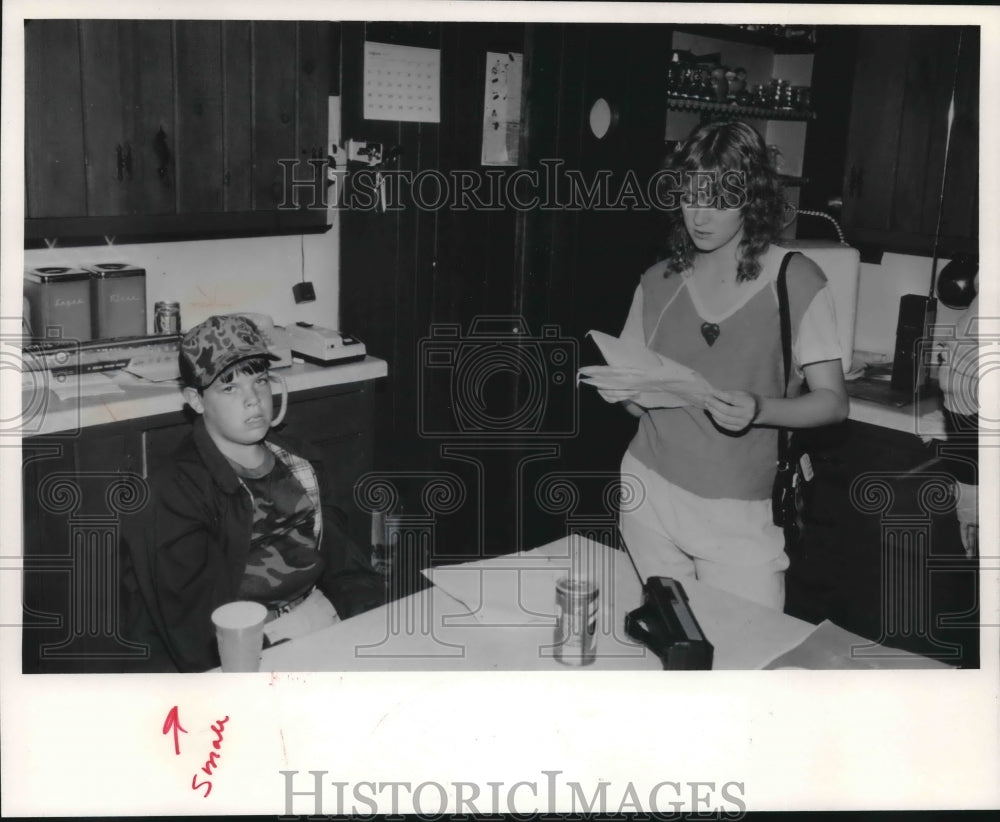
[554, 576, 599, 666]
[87, 263, 147, 339]
[23, 266, 93, 342]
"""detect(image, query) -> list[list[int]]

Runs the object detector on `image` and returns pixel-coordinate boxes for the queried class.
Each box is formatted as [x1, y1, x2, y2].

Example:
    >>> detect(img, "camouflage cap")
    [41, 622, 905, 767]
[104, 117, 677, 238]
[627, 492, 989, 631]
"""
[180, 314, 278, 388]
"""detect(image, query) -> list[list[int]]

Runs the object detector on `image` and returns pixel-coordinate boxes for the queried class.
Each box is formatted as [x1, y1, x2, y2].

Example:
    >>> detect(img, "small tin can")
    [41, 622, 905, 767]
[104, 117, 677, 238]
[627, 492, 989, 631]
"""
[154, 301, 181, 334]
[554, 576, 599, 666]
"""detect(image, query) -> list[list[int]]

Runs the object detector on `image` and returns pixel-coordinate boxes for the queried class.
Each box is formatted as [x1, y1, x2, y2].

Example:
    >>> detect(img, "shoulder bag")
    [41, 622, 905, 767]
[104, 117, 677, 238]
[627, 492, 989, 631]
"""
[771, 251, 815, 540]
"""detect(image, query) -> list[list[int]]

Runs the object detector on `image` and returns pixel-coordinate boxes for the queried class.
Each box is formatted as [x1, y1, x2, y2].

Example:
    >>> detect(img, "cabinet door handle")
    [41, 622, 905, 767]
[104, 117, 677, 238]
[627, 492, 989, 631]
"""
[115, 144, 125, 182]
[153, 126, 171, 181]
[123, 142, 133, 181]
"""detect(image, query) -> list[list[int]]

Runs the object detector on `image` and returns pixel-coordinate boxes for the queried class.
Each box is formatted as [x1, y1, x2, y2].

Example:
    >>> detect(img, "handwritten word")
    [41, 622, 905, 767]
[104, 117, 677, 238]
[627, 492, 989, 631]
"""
[191, 716, 230, 798]
[161, 707, 230, 799]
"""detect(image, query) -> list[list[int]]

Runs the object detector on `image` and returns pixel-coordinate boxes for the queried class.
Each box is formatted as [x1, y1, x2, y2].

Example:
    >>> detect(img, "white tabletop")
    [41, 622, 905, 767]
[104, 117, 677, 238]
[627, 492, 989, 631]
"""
[259, 537, 839, 672]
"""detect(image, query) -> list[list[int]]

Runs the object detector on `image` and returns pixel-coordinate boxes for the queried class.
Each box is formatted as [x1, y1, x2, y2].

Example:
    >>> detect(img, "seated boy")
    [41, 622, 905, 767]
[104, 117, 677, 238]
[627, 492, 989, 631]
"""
[122, 314, 384, 672]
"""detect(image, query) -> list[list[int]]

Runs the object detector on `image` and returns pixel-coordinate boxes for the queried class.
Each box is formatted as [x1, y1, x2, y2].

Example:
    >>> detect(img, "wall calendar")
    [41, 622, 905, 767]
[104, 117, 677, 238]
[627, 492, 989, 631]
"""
[363, 41, 441, 123]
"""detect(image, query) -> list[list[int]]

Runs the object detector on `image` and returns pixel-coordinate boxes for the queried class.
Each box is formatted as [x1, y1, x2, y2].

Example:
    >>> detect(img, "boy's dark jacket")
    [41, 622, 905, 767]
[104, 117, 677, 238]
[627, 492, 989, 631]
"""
[120, 417, 384, 672]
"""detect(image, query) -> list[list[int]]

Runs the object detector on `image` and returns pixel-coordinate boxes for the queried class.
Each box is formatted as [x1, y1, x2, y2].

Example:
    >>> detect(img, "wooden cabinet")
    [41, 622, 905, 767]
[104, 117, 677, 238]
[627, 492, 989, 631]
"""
[24, 19, 88, 219]
[839, 26, 979, 256]
[26, 20, 180, 220]
[81, 21, 176, 218]
[21, 379, 376, 674]
[24, 19, 332, 243]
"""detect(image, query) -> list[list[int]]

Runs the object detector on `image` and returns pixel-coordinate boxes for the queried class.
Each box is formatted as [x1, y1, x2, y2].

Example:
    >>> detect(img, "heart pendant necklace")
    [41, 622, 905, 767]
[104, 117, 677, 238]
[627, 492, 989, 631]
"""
[700, 322, 721, 346]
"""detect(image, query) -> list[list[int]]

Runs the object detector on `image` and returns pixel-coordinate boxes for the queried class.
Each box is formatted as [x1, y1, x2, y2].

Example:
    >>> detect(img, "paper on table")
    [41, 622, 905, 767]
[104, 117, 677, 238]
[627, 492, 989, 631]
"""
[45, 371, 124, 400]
[579, 330, 714, 408]
[122, 358, 183, 382]
[762, 620, 953, 670]
[422, 541, 638, 628]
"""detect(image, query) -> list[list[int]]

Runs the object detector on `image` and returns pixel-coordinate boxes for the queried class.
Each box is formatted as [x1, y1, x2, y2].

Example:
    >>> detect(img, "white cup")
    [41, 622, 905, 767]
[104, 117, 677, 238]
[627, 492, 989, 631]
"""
[211, 601, 267, 672]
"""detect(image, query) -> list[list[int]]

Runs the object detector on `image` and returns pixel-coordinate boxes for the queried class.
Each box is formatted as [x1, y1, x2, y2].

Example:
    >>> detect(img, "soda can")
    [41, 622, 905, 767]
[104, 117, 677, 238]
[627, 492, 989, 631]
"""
[154, 301, 181, 334]
[554, 576, 599, 666]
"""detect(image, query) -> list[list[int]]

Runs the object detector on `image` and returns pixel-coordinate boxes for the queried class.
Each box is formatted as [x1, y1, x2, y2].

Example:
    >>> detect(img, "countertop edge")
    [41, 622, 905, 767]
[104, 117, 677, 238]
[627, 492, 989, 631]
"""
[848, 395, 944, 438]
[23, 356, 389, 437]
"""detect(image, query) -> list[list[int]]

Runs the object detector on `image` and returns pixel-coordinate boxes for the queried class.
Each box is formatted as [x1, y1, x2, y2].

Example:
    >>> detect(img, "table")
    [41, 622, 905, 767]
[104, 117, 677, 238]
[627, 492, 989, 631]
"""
[263, 537, 660, 671]
[260, 537, 949, 672]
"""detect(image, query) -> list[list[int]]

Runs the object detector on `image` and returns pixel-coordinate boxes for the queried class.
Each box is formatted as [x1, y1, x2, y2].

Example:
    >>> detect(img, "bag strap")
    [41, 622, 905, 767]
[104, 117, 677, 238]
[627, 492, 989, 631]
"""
[777, 251, 796, 396]
[776, 252, 797, 465]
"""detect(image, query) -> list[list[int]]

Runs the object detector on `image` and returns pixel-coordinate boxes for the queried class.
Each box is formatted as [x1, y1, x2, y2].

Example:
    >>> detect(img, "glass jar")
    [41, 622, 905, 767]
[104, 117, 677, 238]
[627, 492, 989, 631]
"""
[792, 85, 812, 112]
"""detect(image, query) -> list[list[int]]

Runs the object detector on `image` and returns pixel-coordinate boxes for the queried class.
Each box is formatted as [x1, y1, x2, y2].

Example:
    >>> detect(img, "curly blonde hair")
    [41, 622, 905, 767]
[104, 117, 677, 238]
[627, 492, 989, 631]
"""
[659, 120, 786, 282]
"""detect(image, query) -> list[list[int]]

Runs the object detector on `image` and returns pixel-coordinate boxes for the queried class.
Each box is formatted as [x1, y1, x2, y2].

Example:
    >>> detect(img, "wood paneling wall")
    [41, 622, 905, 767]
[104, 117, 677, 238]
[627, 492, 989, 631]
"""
[340, 21, 671, 561]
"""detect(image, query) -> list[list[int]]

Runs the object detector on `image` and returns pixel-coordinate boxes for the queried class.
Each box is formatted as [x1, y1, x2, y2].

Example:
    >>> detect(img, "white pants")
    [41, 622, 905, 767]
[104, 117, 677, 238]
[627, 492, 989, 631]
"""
[263, 587, 339, 644]
[620, 451, 789, 610]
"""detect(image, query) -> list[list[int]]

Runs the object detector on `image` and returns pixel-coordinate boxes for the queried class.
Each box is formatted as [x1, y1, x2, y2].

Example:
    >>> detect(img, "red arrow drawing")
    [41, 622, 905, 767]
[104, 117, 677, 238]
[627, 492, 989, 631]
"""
[162, 705, 188, 756]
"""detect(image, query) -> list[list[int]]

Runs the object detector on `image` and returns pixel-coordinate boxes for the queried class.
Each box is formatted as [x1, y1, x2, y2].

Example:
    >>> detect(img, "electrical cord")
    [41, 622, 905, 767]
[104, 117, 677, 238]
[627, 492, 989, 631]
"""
[784, 206, 848, 245]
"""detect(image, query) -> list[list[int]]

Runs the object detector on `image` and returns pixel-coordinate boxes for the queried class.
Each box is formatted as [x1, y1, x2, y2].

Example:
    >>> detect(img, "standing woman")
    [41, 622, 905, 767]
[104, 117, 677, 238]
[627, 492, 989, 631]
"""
[611, 121, 848, 610]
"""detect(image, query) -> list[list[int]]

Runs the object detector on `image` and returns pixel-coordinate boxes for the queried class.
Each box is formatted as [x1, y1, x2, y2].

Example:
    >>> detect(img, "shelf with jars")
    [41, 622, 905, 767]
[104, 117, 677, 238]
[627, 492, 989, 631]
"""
[666, 95, 814, 122]
[665, 27, 815, 241]
[671, 24, 816, 55]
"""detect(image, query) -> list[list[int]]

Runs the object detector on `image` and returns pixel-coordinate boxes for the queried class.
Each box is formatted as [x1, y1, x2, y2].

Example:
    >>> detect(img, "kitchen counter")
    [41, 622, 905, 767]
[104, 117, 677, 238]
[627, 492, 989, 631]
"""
[21, 356, 388, 436]
[22, 349, 941, 438]
[846, 380, 945, 437]
[844, 351, 946, 438]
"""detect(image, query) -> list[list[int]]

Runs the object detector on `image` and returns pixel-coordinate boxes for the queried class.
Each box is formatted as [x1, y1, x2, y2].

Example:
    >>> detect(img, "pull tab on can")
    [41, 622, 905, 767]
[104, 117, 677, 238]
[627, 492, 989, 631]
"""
[554, 576, 599, 666]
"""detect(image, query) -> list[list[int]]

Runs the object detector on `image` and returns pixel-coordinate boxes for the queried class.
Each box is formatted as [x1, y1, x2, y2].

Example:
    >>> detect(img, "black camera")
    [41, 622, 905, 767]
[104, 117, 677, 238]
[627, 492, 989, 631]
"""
[624, 577, 714, 670]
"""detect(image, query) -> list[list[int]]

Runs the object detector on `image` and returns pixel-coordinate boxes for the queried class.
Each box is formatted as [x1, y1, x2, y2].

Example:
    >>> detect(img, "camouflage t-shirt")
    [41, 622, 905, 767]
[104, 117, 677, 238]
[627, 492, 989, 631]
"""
[230, 452, 324, 607]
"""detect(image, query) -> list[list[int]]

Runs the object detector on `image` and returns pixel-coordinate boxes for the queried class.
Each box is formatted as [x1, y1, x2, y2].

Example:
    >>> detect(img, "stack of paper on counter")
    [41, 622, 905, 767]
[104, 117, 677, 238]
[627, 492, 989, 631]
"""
[578, 329, 714, 408]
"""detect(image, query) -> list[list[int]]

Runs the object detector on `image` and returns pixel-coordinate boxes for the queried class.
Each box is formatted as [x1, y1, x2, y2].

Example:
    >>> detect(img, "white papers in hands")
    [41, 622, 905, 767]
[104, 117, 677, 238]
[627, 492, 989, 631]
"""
[579, 330, 714, 409]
